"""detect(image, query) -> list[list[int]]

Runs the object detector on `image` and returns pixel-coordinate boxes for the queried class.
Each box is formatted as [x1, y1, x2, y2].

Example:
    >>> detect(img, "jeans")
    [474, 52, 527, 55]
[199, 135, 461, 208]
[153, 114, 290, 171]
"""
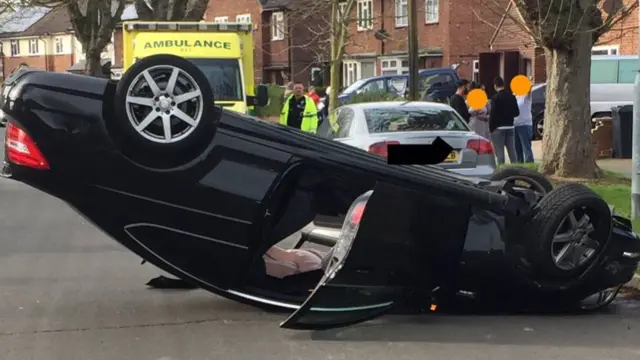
[514, 125, 534, 163]
[490, 128, 517, 165]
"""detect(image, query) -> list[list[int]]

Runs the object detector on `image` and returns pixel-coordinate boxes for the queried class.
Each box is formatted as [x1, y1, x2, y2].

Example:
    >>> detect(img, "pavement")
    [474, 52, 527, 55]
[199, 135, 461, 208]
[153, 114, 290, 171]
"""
[532, 140, 632, 177]
[3, 132, 640, 359]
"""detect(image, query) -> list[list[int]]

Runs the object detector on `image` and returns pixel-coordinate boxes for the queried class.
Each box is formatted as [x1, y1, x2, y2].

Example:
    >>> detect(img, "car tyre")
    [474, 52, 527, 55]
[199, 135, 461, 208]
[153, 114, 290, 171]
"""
[523, 183, 612, 281]
[491, 167, 554, 195]
[112, 54, 217, 164]
[533, 115, 543, 140]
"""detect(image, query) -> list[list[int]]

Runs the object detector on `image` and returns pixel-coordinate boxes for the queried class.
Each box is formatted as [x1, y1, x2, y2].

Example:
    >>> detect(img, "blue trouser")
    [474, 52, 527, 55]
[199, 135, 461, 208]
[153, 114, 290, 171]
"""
[490, 128, 517, 165]
[514, 125, 534, 163]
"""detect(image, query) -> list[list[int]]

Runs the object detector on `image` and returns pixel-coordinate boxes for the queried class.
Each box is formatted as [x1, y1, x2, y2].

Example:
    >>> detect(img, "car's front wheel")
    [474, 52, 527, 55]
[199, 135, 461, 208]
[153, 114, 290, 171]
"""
[522, 183, 612, 283]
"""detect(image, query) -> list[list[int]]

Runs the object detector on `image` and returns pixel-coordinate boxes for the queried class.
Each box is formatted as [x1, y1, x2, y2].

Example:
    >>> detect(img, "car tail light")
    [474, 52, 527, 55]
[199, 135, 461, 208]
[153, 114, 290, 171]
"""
[368, 141, 400, 158]
[329, 191, 373, 273]
[466, 138, 494, 155]
[5, 121, 49, 169]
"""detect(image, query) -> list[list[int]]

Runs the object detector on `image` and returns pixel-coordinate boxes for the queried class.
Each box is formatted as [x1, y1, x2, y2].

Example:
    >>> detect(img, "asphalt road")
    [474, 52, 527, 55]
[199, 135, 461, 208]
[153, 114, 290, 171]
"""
[2, 131, 640, 360]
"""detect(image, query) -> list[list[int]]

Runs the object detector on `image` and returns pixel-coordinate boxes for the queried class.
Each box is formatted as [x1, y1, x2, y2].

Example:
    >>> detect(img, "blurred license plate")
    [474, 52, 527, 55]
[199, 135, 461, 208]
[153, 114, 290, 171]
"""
[443, 151, 458, 162]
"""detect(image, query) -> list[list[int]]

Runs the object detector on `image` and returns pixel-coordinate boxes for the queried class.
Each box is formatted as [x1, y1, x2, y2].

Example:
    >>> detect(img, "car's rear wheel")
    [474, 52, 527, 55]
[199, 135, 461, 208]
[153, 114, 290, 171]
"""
[576, 285, 622, 312]
[111, 54, 217, 168]
[491, 167, 553, 195]
[523, 184, 612, 282]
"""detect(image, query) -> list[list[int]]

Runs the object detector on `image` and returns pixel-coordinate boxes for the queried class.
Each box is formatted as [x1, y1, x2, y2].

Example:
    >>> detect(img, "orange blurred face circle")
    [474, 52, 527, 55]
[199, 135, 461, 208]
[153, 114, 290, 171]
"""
[467, 89, 488, 110]
[510, 75, 532, 96]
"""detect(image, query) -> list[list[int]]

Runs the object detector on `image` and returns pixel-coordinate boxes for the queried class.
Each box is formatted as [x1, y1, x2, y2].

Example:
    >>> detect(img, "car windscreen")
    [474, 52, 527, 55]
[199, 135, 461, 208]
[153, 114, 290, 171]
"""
[188, 58, 243, 101]
[364, 107, 469, 133]
[341, 79, 368, 94]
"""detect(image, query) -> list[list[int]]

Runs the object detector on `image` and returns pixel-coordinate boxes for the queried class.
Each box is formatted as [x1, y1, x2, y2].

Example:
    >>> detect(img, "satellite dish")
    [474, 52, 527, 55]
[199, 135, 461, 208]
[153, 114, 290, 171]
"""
[374, 29, 389, 41]
[258, 0, 269, 6]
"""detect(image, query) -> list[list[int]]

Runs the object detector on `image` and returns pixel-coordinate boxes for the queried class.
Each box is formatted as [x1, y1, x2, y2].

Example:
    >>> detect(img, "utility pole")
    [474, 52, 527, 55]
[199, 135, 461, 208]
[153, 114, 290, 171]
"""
[407, 0, 419, 101]
[632, 2, 640, 218]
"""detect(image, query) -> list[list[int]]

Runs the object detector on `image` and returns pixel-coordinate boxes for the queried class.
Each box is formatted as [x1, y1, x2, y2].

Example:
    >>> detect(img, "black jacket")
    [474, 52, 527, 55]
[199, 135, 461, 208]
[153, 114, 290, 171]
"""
[489, 90, 520, 132]
[449, 94, 470, 122]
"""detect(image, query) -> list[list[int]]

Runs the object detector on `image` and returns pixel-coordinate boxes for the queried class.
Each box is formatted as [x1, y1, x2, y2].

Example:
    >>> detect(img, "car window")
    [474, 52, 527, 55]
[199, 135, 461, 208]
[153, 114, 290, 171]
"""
[531, 84, 546, 103]
[360, 79, 385, 93]
[329, 108, 355, 139]
[387, 77, 407, 95]
[423, 73, 454, 87]
[364, 107, 469, 133]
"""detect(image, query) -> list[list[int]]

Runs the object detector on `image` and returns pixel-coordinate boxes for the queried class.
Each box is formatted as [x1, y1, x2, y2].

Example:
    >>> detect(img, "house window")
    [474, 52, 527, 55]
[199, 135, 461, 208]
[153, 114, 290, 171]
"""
[425, 0, 439, 23]
[10, 40, 19, 56]
[271, 12, 285, 41]
[338, 1, 347, 20]
[380, 57, 409, 75]
[55, 37, 64, 53]
[472, 60, 479, 83]
[214, 16, 228, 23]
[395, 0, 407, 27]
[236, 14, 251, 23]
[357, 0, 373, 31]
[592, 45, 619, 56]
[28, 39, 38, 55]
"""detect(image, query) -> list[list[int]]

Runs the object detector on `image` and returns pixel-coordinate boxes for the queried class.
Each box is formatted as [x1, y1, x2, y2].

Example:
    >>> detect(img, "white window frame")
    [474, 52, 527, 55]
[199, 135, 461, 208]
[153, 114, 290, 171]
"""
[472, 60, 479, 83]
[55, 36, 64, 54]
[395, 0, 408, 27]
[214, 16, 228, 23]
[28, 39, 38, 55]
[592, 44, 619, 56]
[425, 0, 439, 24]
[236, 14, 251, 23]
[380, 57, 408, 75]
[271, 12, 285, 41]
[338, 1, 347, 20]
[10, 40, 19, 56]
[357, 0, 373, 31]
[342, 60, 360, 87]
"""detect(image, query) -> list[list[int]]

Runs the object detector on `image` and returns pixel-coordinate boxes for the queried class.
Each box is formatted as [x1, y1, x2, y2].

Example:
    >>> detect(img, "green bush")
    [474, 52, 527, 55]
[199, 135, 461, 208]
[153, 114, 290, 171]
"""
[343, 90, 403, 105]
[254, 84, 285, 118]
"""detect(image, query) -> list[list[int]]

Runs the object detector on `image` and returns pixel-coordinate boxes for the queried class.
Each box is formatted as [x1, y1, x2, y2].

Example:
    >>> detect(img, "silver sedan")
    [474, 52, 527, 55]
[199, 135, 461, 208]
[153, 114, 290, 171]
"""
[318, 101, 496, 179]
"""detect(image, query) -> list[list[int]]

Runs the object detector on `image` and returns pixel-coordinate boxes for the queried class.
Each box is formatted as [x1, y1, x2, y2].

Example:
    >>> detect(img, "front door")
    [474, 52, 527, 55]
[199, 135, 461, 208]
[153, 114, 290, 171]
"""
[280, 183, 427, 330]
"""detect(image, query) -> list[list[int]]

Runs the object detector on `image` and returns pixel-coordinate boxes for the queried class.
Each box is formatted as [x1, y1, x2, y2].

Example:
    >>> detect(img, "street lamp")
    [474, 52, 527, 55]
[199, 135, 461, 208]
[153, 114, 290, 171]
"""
[632, 7, 640, 218]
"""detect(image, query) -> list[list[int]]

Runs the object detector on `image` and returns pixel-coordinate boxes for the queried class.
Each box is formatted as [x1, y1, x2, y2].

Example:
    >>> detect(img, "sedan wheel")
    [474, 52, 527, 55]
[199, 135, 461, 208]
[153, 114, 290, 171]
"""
[578, 285, 622, 311]
[550, 210, 598, 271]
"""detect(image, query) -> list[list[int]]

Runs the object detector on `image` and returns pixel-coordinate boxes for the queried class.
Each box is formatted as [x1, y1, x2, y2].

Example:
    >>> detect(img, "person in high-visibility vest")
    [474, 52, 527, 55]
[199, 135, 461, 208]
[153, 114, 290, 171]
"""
[280, 83, 319, 134]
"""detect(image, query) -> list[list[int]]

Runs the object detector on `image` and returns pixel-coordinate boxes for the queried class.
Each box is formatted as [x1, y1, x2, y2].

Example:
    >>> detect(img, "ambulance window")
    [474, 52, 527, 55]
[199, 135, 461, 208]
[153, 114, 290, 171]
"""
[187, 58, 243, 101]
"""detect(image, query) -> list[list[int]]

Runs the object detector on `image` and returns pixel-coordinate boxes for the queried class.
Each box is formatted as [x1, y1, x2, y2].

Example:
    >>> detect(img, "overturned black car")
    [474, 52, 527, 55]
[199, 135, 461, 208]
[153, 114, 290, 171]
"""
[1, 54, 639, 330]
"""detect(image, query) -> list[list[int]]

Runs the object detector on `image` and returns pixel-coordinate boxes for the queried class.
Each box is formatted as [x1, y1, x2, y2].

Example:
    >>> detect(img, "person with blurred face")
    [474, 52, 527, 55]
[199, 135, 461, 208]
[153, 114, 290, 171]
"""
[280, 82, 319, 134]
[307, 85, 321, 105]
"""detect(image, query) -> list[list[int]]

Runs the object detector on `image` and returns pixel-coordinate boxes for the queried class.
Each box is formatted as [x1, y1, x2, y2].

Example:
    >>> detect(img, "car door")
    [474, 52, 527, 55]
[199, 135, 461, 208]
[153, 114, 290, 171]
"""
[280, 183, 424, 330]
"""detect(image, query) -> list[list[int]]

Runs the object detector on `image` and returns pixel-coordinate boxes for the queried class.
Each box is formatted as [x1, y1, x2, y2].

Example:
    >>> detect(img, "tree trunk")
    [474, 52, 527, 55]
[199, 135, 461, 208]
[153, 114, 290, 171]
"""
[85, 51, 105, 77]
[539, 32, 600, 178]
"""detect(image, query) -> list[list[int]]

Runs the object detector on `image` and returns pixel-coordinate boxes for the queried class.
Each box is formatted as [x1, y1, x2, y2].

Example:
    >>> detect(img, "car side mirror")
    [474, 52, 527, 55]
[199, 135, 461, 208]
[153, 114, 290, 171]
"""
[251, 84, 269, 107]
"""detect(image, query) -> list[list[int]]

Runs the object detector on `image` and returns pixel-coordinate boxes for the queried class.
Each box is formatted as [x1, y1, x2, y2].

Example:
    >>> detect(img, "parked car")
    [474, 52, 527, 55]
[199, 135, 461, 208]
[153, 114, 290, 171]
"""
[318, 101, 496, 179]
[530, 82, 633, 140]
[338, 68, 460, 105]
[2, 54, 639, 331]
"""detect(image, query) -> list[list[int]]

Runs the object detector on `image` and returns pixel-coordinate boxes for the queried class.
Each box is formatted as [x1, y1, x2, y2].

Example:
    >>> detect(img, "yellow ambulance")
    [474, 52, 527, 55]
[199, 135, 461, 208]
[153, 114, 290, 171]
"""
[122, 21, 268, 114]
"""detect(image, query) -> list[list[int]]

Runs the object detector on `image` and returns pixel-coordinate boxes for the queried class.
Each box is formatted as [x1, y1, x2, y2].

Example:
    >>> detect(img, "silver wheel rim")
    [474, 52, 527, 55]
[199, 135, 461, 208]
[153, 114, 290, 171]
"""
[579, 285, 621, 310]
[501, 175, 547, 194]
[551, 209, 599, 271]
[536, 119, 544, 136]
[125, 65, 203, 144]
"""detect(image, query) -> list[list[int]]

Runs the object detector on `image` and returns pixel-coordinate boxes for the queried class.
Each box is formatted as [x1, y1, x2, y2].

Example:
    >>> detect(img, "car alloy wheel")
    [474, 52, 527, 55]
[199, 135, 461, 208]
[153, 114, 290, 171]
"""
[125, 65, 204, 144]
[578, 285, 622, 311]
[535, 117, 544, 138]
[551, 209, 599, 271]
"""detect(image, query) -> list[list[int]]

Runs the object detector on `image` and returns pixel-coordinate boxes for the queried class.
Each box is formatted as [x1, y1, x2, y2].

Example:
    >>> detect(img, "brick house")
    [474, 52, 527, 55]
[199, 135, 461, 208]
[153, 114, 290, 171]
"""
[205, 0, 329, 85]
[0, 6, 79, 79]
[338, 0, 503, 88]
[488, 0, 638, 88]
[0, 5, 132, 79]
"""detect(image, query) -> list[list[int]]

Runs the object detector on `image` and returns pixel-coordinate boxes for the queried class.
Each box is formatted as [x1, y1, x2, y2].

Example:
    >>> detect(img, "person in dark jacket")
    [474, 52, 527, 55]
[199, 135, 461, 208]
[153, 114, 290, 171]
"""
[489, 76, 519, 164]
[449, 79, 471, 122]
